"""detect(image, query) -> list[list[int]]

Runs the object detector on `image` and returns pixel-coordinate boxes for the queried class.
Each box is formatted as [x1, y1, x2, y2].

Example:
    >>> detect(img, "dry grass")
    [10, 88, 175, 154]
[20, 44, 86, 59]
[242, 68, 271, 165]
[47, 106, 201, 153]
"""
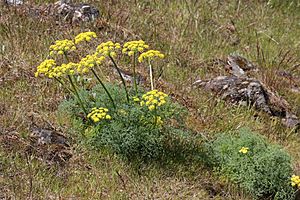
[1, 0, 300, 199]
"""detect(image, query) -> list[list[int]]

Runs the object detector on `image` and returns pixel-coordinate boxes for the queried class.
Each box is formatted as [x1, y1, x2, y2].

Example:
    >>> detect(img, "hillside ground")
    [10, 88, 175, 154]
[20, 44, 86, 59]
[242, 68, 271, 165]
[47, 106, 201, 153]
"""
[1, 0, 300, 199]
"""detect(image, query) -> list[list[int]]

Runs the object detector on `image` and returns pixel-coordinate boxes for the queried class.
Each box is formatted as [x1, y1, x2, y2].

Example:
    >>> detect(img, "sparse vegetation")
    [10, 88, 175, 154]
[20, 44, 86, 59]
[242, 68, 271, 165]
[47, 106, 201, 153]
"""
[1, 0, 300, 199]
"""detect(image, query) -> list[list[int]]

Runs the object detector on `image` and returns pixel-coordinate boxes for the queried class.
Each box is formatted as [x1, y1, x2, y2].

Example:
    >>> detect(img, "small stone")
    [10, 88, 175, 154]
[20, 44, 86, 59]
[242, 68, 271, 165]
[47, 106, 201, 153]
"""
[228, 54, 256, 71]
[4, 0, 23, 5]
[30, 127, 69, 146]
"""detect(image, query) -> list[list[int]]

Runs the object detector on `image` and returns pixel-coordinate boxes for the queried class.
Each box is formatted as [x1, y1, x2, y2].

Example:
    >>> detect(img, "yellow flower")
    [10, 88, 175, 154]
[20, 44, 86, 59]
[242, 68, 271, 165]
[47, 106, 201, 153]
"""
[96, 41, 120, 58]
[110, 52, 117, 57]
[35, 59, 57, 78]
[122, 40, 149, 56]
[291, 175, 300, 188]
[140, 90, 168, 110]
[78, 53, 105, 74]
[49, 62, 79, 78]
[87, 107, 111, 123]
[115, 43, 121, 49]
[138, 50, 165, 63]
[49, 39, 76, 56]
[74, 31, 97, 44]
[155, 116, 163, 126]
[152, 99, 158, 105]
[93, 117, 100, 122]
[128, 51, 134, 56]
[239, 147, 249, 154]
[148, 105, 155, 111]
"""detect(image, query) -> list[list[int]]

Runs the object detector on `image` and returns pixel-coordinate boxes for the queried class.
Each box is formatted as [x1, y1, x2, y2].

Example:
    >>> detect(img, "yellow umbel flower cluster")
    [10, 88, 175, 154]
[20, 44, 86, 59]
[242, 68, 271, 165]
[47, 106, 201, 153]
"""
[87, 107, 112, 123]
[138, 50, 165, 63]
[122, 40, 149, 56]
[155, 116, 163, 126]
[35, 59, 57, 77]
[291, 175, 300, 188]
[36, 52, 107, 78]
[35, 60, 80, 78]
[49, 39, 76, 56]
[239, 147, 249, 154]
[78, 54, 106, 74]
[140, 90, 168, 111]
[96, 41, 121, 57]
[49, 62, 78, 78]
[75, 31, 97, 44]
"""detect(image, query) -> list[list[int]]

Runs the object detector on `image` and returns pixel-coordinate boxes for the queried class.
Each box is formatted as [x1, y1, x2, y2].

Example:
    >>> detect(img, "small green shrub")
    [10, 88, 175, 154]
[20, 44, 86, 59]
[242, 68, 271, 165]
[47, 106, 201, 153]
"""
[207, 128, 295, 199]
[41, 31, 194, 162]
[59, 83, 188, 161]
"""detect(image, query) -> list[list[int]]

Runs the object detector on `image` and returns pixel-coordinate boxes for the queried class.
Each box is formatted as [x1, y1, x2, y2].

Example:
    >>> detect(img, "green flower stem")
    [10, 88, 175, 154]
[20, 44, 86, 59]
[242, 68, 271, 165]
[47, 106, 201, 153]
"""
[62, 53, 79, 90]
[133, 52, 138, 95]
[148, 59, 154, 90]
[91, 68, 116, 109]
[154, 106, 158, 127]
[68, 75, 88, 115]
[54, 77, 74, 93]
[109, 55, 130, 103]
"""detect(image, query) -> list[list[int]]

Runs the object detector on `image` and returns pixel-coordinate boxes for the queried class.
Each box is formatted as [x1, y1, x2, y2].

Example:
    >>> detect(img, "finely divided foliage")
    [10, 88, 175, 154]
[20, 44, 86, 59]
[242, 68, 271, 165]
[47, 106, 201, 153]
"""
[209, 129, 296, 199]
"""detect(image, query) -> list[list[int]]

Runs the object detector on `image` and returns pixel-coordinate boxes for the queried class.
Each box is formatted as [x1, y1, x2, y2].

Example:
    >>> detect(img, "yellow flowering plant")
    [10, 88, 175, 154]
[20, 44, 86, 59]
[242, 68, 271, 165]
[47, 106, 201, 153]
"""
[138, 50, 165, 90]
[138, 50, 165, 63]
[77, 54, 105, 74]
[35, 59, 57, 78]
[139, 90, 168, 127]
[49, 39, 76, 56]
[209, 129, 294, 199]
[122, 40, 149, 56]
[37, 31, 197, 162]
[96, 41, 130, 103]
[122, 40, 150, 95]
[36, 31, 172, 133]
[50, 62, 78, 78]
[96, 41, 121, 58]
[36, 31, 121, 113]
[291, 175, 300, 189]
[239, 147, 249, 154]
[87, 107, 112, 123]
[78, 53, 116, 108]
[63, 81, 187, 160]
[140, 90, 168, 111]
[75, 31, 97, 44]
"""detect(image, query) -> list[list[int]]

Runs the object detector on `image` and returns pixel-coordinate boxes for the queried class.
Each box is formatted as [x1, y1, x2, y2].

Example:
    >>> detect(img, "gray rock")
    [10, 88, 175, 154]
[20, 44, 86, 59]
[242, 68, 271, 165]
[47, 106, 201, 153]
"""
[193, 76, 299, 128]
[226, 54, 257, 77]
[30, 127, 69, 146]
[54, 0, 100, 23]
[29, 126, 72, 165]
[4, 0, 23, 5]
